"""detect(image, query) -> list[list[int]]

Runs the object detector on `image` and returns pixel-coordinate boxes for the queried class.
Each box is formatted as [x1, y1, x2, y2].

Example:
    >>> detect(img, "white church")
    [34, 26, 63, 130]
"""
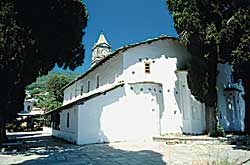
[45, 33, 245, 144]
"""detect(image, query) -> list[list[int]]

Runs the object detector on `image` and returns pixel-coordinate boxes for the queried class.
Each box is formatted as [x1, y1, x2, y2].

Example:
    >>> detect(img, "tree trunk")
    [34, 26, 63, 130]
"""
[0, 120, 8, 143]
[205, 58, 218, 134]
[205, 105, 217, 133]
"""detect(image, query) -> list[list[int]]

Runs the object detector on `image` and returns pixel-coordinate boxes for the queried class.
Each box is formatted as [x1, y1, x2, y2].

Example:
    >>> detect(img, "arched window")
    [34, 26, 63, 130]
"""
[87, 80, 90, 92]
[96, 75, 100, 88]
[27, 105, 31, 112]
[80, 86, 84, 95]
[67, 112, 69, 128]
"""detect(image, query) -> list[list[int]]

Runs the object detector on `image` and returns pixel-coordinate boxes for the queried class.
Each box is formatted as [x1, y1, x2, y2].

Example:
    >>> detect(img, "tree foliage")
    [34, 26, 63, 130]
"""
[47, 75, 70, 103]
[166, 0, 250, 106]
[38, 75, 71, 111]
[25, 71, 79, 111]
[0, 0, 88, 141]
[26, 70, 80, 93]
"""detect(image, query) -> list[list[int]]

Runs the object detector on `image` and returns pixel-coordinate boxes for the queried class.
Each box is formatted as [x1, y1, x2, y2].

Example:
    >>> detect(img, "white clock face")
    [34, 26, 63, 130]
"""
[93, 49, 97, 56]
[102, 49, 108, 55]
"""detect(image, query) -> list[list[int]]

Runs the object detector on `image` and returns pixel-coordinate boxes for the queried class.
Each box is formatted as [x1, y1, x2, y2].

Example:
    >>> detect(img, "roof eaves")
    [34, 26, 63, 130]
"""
[45, 83, 125, 115]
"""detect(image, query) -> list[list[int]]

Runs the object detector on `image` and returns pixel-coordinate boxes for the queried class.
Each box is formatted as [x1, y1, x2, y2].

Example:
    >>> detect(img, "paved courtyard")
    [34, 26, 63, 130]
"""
[0, 132, 250, 165]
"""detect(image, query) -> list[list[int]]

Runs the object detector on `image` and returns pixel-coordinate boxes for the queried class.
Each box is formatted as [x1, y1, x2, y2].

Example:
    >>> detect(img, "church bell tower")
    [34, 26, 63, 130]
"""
[92, 32, 112, 66]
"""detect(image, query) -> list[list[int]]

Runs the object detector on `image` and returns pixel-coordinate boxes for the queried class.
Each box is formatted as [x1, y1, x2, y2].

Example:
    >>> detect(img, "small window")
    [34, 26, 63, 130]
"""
[27, 105, 31, 112]
[145, 62, 150, 74]
[70, 93, 72, 100]
[80, 86, 84, 95]
[87, 80, 90, 92]
[96, 75, 100, 88]
[67, 112, 69, 128]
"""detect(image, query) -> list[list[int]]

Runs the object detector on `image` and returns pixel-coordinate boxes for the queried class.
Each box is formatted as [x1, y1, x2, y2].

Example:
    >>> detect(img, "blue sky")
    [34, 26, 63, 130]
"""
[55, 0, 177, 73]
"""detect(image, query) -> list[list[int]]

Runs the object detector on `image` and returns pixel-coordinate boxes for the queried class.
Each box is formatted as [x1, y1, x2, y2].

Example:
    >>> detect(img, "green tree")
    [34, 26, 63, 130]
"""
[36, 75, 71, 111]
[26, 70, 80, 92]
[30, 88, 42, 96]
[36, 93, 61, 111]
[166, 0, 250, 132]
[47, 75, 71, 103]
[0, 0, 88, 142]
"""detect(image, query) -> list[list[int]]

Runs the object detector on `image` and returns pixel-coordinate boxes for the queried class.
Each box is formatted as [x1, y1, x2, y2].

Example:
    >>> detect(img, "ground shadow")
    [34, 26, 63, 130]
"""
[3, 132, 165, 165]
[233, 144, 250, 151]
[231, 135, 250, 151]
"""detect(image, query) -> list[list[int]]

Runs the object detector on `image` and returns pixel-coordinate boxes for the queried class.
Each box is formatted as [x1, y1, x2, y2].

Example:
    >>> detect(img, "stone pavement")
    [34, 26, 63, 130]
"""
[0, 132, 250, 165]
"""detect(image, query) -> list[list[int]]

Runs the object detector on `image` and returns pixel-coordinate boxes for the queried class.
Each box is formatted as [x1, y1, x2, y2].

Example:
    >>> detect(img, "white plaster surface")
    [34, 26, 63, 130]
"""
[52, 106, 78, 143]
[51, 37, 233, 145]
[217, 63, 245, 132]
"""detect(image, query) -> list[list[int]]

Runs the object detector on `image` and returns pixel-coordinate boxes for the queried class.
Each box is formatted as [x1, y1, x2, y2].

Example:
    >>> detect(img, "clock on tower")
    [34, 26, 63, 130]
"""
[92, 32, 112, 66]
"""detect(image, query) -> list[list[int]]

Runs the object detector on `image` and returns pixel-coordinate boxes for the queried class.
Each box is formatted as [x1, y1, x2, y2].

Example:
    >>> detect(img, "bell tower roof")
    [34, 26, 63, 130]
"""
[92, 32, 112, 67]
[96, 32, 109, 45]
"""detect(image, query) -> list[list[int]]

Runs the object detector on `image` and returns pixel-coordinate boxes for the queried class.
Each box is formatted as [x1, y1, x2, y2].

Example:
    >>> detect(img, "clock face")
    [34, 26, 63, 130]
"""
[93, 49, 97, 56]
[102, 49, 108, 56]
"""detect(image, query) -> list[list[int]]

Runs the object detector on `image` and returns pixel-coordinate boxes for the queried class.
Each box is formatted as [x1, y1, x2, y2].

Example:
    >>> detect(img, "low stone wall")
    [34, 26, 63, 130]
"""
[153, 135, 250, 145]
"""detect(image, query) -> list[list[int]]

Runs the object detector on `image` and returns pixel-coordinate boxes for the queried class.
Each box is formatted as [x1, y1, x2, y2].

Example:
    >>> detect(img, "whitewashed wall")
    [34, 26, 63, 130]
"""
[217, 63, 245, 132]
[52, 106, 79, 143]
[77, 86, 126, 144]
[238, 81, 245, 131]
[121, 39, 184, 134]
[58, 38, 209, 146]
[63, 55, 123, 105]
[127, 83, 164, 136]
[63, 86, 74, 105]
[77, 83, 163, 145]
[176, 71, 206, 134]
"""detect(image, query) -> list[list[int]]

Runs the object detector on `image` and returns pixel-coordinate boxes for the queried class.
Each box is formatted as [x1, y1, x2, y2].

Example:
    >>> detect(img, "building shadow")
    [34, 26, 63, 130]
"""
[4, 132, 166, 165]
